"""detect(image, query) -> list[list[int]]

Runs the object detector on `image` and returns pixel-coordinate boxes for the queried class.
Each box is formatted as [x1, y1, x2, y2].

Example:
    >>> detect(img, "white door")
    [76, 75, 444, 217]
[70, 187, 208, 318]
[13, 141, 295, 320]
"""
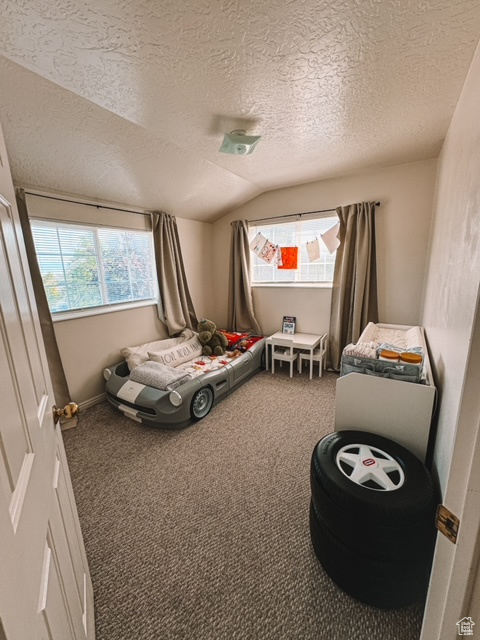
[0, 124, 94, 639]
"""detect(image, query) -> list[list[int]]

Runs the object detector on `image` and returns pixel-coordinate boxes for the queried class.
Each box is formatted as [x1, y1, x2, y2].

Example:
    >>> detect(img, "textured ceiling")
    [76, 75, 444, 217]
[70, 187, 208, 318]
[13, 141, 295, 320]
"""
[1, 0, 480, 222]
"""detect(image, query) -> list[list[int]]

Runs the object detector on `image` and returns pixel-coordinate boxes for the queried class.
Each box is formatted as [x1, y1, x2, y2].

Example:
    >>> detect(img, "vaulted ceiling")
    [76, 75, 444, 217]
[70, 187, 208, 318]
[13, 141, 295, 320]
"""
[1, 0, 480, 222]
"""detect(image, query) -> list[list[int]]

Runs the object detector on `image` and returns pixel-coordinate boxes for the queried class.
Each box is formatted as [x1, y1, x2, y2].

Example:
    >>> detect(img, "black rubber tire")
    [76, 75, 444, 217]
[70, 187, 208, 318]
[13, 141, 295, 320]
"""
[190, 387, 213, 421]
[309, 500, 432, 609]
[311, 431, 437, 527]
[310, 468, 437, 561]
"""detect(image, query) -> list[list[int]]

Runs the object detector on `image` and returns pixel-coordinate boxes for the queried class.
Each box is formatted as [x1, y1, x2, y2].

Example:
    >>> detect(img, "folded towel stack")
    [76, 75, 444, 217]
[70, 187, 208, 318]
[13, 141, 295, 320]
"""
[343, 342, 377, 359]
[130, 361, 192, 391]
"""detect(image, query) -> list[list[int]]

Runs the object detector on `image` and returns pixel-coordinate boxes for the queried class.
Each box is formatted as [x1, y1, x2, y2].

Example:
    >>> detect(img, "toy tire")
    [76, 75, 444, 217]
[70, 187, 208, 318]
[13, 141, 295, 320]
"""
[190, 387, 213, 421]
[311, 431, 437, 527]
[309, 501, 432, 609]
[310, 469, 436, 561]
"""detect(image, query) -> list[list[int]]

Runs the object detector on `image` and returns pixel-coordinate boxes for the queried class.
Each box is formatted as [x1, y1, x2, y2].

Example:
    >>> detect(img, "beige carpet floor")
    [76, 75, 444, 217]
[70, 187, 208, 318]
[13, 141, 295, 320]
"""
[62, 369, 425, 640]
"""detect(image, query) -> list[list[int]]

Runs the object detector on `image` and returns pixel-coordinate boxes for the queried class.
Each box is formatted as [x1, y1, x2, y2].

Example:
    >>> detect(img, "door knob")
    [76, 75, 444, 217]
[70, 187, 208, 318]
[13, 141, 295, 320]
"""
[52, 402, 79, 424]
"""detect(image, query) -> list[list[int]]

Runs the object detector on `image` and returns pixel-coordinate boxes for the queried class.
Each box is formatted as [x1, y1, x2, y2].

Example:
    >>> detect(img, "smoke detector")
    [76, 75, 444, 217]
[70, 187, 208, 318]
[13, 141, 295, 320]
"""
[219, 129, 261, 155]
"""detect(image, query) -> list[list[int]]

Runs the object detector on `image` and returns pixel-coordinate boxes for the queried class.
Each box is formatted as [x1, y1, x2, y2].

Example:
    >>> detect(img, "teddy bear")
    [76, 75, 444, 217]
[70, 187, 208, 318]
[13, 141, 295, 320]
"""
[197, 318, 228, 356]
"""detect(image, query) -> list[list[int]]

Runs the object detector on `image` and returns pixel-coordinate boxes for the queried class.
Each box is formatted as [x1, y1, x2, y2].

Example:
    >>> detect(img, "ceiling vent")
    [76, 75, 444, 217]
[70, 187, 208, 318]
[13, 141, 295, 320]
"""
[219, 129, 261, 155]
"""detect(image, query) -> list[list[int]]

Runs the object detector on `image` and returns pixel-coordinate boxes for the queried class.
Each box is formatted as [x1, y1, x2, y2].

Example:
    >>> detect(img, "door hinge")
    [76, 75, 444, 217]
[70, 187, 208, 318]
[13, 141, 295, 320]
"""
[436, 504, 460, 544]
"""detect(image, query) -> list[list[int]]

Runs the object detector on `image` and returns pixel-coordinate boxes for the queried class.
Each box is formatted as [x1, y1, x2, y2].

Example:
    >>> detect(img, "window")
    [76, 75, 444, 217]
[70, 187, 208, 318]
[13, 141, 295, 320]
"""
[249, 215, 338, 285]
[31, 220, 156, 314]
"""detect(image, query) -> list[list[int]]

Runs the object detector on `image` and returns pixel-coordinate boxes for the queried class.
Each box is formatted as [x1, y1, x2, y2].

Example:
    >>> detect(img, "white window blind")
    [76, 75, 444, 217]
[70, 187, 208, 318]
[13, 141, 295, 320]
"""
[249, 215, 338, 284]
[31, 220, 156, 313]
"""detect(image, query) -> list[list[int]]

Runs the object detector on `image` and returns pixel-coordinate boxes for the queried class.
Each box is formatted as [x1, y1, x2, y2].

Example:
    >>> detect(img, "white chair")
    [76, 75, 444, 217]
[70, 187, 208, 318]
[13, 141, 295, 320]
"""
[271, 337, 298, 378]
[298, 333, 328, 379]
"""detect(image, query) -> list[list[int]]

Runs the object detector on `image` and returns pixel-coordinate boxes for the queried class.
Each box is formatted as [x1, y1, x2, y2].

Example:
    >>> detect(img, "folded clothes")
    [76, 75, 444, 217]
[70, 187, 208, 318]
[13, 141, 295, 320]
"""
[343, 342, 378, 359]
[130, 360, 191, 391]
[343, 340, 423, 362]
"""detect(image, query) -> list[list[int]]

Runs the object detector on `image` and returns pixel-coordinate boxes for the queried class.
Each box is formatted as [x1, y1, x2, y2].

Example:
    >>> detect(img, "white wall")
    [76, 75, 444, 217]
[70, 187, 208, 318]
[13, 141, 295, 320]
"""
[54, 304, 166, 404]
[419, 40, 480, 640]
[212, 159, 437, 335]
[251, 286, 332, 337]
[26, 194, 214, 405]
[420, 44, 480, 495]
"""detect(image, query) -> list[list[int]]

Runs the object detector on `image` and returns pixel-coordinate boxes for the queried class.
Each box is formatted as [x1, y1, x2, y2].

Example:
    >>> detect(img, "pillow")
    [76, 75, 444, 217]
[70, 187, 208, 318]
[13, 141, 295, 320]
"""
[148, 335, 202, 368]
[121, 329, 196, 371]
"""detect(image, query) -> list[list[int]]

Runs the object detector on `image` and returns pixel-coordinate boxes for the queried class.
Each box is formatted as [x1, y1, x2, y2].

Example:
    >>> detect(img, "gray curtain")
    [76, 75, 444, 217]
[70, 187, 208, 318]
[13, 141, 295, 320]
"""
[329, 201, 379, 371]
[227, 220, 262, 334]
[15, 189, 71, 406]
[152, 212, 197, 336]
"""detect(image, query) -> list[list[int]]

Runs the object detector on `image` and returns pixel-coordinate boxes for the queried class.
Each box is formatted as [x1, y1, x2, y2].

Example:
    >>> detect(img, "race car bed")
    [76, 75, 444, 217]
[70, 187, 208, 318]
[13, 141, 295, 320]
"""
[104, 330, 265, 429]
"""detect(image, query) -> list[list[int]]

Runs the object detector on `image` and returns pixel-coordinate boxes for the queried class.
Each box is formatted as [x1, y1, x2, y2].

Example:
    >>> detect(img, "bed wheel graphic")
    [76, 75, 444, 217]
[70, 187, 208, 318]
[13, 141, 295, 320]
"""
[190, 387, 213, 421]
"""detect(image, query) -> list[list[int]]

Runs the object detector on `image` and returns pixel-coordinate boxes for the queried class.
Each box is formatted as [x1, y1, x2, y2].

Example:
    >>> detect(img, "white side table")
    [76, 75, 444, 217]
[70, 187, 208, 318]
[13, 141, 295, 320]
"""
[265, 331, 325, 379]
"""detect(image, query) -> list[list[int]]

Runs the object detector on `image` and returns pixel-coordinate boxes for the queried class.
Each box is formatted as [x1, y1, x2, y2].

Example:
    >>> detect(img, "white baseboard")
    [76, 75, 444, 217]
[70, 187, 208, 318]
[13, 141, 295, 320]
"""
[79, 393, 106, 412]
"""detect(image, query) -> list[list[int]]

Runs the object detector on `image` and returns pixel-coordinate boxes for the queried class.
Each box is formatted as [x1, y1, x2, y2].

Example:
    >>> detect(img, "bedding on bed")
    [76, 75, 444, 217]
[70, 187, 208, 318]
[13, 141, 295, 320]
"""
[218, 330, 264, 352]
[130, 361, 192, 391]
[119, 330, 264, 390]
[147, 335, 202, 367]
[172, 353, 241, 378]
[122, 330, 263, 373]
[121, 328, 196, 371]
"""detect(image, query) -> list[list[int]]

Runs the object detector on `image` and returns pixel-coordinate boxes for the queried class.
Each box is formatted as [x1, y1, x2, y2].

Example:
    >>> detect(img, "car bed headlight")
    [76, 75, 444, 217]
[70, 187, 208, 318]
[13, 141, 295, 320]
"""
[169, 390, 183, 407]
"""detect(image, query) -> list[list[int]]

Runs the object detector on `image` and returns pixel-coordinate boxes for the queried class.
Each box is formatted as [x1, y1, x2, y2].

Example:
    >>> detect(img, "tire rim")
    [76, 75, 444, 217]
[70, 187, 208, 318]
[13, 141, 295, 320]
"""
[335, 444, 405, 491]
[192, 388, 212, 418]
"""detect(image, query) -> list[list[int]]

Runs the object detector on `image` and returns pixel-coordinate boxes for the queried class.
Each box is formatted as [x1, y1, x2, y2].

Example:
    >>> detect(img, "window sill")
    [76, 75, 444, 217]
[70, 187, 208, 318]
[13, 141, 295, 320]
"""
[52, 299, 157, 322]
[252, 283, 333, 289]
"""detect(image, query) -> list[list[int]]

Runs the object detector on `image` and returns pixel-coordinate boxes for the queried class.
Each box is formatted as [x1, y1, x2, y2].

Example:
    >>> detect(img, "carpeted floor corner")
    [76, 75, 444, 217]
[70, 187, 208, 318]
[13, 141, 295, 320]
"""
[62, 369, 425, 640]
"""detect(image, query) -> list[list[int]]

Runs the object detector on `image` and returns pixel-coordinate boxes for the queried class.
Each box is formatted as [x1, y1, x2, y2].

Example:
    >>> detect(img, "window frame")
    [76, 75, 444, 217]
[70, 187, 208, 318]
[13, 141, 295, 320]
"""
[249, 214, 338, 288]
[31, 218, 158, 321]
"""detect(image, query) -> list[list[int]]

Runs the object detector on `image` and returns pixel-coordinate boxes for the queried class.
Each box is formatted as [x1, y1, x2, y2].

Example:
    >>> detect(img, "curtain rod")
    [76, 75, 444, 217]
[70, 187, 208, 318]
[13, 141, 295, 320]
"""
[250, 202, 380, 224]
[23, 191, 151, 217]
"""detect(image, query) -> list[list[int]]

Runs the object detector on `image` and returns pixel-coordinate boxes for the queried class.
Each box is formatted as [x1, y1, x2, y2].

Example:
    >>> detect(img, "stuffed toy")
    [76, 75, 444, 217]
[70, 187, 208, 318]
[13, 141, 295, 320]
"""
[197, 318, 228, 356]
[228, 339, 249, 358]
